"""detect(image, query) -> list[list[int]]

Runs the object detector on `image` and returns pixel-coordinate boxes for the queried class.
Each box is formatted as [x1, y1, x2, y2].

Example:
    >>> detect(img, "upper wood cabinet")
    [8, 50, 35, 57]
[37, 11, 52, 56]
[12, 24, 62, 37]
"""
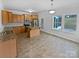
[20, 14, 25, 23]
[2, 10, 38, 24]
[25, 15, 30, 21]
[25, 14, 38, 21]
[12, 14, 18, 23]
[17, 15, 20, 23]
[8, 12, 13, 23]
[2, 10, 9, 25]
[12, 14, 25, 23]
[32, 15, 38, 20]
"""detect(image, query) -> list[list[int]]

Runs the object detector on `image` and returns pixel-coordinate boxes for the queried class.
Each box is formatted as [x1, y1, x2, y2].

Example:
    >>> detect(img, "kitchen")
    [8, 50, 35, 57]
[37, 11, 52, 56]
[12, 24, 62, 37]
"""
[0, 9, 40, 57]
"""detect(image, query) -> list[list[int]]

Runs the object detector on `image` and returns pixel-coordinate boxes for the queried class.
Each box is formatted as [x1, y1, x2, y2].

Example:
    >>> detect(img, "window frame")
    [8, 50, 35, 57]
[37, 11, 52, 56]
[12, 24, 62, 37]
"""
[52, 16, 62, 31]
[63, 14, 77, 33]
[52, 14, 77, 33]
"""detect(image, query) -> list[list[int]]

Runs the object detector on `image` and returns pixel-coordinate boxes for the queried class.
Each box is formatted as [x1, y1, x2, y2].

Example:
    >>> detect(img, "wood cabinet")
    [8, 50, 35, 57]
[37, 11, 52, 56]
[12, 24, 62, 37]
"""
[17, 15, 24, 23]
[2, 10, 38, 24]
[30, 29, 40, 38]
[2, 10, 25, 24]
[32, 15, 38, 20]
[2, 10, 9, 25]
[8, 12, 13, 23]
[12, 14, 24, 23]
[25, 15, 31, 21]
[0, 39, 17, 58]
[26, 28, 40, 38]
[12, 14, 18, 23]
[25, 14, 38, 21]
[17, 15, 20, 23]
[20, 14, 25, 23]
[12, 26, 25, 34]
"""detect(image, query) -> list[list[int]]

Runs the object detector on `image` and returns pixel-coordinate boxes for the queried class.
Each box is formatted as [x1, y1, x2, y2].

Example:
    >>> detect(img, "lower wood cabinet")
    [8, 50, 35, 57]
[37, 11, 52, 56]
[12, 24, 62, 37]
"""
[26, 28, 40, 38]
[29, 29, 40, 38]
[0, 39, 17, 58]
[12, 26, 25, 34]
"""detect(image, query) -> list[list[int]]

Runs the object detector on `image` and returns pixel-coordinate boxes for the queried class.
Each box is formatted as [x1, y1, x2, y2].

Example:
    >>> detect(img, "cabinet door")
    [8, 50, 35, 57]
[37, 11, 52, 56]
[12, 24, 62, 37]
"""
[8, 12, 12, 23]
[0, 39, 17, 58]
[2, 10, 9, 25]
[0, 40, 10, 58]
[32, 15, 38, 20]
[9, 39, 17, 58]
[25, 15, 31, 21]
[20, 15, 24, 23]
[12, 14, 15, 23]
[20, 26, 25, 33]
[13, 14, 18, 23]
[29, 15, 32, 21]
[12, 27, 18, 34]
[25, 14, 27, 20]
[18, 15, 21, 23]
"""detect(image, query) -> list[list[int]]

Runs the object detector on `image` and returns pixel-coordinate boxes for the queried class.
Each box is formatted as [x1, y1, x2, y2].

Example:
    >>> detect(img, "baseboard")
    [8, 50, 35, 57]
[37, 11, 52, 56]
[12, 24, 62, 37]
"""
[41, 31, 79, 44]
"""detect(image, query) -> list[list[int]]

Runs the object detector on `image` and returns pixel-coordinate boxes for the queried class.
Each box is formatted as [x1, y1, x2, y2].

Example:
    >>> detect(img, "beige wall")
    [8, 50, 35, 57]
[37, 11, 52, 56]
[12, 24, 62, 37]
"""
[38, 4, 79, 43]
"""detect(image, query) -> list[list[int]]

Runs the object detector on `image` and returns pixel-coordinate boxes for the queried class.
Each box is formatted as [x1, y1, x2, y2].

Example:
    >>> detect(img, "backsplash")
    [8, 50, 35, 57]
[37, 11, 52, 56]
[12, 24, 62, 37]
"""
[4, 23, 23, 27]
[0, 23, 24, 32]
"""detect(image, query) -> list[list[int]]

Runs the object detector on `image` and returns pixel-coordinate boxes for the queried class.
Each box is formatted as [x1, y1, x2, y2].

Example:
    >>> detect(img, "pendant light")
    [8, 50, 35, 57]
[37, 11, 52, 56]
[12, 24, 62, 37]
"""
[48, 0, 55, 14]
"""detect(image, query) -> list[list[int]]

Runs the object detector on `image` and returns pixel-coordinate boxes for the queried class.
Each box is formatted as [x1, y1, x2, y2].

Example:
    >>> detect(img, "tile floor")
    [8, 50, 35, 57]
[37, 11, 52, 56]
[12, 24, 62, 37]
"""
[17, 32, 79, 58]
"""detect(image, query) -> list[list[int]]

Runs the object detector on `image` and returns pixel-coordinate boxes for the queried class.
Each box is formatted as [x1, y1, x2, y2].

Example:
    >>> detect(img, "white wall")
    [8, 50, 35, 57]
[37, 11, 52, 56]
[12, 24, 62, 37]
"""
[0, 0, 4, 32]
[39, 10, 52, 32]
[38, 4, 79, 43]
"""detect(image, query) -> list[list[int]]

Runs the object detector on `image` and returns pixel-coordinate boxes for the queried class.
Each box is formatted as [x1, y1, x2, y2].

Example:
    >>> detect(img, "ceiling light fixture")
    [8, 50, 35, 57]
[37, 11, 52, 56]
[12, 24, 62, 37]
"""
[25, 9, 34, 15]
[26, 9, 34, 13]
[48, 0, 55, 14]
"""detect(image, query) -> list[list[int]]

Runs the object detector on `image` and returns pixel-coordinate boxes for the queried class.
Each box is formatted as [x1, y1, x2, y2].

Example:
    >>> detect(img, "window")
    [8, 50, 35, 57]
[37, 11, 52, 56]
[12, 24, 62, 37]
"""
[40, 18, 44, 29]
[64, 15, 77, 32]
[53, 16, 62, 30]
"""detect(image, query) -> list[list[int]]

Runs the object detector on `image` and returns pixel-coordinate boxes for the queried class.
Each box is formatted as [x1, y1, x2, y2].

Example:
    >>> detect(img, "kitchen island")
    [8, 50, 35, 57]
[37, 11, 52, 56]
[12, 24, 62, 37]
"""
[25, 27, 40, 38]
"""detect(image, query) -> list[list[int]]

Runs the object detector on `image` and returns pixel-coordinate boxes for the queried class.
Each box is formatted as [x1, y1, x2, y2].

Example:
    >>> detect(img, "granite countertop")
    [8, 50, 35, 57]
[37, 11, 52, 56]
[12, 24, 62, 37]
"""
[0, 31, 17, 42]
[31, 27, 40, 29]
[4, 23, 24, 27]
[25, 26, 40, 30]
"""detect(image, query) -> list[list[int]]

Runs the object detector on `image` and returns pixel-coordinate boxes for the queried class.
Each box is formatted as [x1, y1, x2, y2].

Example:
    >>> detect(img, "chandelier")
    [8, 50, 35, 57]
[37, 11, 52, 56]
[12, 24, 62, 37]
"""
[48, 0, 55, 14]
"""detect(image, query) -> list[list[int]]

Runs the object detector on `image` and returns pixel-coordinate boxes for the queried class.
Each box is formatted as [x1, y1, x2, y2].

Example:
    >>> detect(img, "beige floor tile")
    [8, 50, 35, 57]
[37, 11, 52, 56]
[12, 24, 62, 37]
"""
[17, 32, 79, 58]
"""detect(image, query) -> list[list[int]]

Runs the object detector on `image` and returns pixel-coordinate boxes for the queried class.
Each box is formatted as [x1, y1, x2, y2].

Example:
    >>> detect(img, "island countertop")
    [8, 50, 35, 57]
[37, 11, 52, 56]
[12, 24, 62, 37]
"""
[0, 31, 17, 42]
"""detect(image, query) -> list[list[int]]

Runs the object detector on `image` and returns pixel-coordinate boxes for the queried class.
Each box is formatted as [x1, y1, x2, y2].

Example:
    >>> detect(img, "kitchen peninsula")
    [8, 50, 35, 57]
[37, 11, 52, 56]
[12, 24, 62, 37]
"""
[0, 30, 17, 58]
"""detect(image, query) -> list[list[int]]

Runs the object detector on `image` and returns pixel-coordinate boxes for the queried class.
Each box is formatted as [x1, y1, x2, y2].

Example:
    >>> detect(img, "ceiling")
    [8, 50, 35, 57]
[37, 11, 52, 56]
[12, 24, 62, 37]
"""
[2, 0, 79, 12]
